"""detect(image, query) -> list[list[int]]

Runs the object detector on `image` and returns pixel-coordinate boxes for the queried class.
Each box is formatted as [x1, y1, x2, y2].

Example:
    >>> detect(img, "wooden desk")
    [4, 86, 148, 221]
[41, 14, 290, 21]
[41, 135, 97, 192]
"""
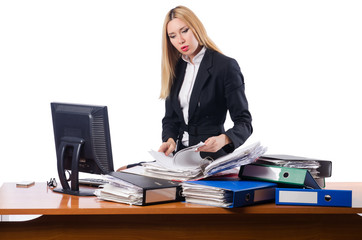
[1, 182, 362, 240]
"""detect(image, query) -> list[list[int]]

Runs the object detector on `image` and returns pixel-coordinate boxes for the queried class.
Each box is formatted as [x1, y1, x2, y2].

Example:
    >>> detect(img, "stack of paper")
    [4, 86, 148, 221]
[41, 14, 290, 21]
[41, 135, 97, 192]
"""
[94, 174, 143, 205]
[182, 181, 233, 208]
[142, 142, 266, 181]
[256, 156, 321, 177]
[94, 171, 183, 206]
[181, 180, 276, 208]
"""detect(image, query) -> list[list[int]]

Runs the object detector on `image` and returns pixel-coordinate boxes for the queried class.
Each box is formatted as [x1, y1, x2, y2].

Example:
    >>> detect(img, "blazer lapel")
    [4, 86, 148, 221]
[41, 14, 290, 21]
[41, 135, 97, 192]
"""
[171, 60, 187, 121]
[188, 49, 213, 122]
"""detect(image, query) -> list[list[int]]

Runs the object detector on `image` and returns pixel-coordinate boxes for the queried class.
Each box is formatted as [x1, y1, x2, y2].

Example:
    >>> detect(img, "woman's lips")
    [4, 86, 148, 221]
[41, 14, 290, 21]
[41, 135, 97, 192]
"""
[181, 46, 189, 52]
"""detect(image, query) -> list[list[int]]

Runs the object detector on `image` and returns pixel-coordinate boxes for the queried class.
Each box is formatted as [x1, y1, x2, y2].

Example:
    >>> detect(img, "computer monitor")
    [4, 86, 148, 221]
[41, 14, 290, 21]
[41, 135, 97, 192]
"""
[51, 102, 114, 196]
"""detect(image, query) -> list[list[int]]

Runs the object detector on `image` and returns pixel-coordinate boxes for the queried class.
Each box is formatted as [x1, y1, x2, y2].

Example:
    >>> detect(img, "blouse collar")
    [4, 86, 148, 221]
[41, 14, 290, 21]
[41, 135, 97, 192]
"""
[182, 46, 206, 65]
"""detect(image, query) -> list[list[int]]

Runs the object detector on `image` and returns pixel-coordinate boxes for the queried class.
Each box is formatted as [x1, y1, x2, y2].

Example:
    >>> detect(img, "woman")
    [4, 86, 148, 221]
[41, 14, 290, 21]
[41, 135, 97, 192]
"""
[158, 6, 253, 160]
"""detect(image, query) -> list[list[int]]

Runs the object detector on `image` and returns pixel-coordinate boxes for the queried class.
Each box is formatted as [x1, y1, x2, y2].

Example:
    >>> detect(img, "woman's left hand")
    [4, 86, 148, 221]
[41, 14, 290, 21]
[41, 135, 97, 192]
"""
[196, 134, 231, 153]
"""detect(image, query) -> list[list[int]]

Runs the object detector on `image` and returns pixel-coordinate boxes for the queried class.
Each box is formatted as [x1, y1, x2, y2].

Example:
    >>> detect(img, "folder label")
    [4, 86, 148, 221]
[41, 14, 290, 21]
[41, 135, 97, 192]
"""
[254, 188, 275, 202]
[279, 190, 318, 204]
[243, 164, 281, 179]
[145, 188, 177, 204]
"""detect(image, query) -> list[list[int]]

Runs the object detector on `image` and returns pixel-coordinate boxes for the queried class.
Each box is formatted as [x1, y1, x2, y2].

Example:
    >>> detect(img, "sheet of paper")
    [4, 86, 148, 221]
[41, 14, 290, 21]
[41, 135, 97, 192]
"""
[148, 150, 175, 170]
[144, 141, 265, 182]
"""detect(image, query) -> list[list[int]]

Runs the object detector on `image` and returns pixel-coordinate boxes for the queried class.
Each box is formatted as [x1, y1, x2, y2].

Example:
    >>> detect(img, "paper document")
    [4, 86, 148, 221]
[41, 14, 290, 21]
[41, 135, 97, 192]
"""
[94, 175, 143, 205]
[148, 142, 206, 170]
[143, 142, 266, 181]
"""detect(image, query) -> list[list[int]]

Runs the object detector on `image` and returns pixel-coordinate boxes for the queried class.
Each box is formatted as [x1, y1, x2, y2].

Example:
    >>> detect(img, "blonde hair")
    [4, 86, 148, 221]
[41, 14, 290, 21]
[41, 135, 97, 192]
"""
[160, 6, 221, 99]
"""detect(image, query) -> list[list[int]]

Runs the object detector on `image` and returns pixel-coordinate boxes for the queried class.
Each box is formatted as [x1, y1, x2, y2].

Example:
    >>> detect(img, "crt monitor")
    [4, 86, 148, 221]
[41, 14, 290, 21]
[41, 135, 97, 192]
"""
[51, 102, 114, 196]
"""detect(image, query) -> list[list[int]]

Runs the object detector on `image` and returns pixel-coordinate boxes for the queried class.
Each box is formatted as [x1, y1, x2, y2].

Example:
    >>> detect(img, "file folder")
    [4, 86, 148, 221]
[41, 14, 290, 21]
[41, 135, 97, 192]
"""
[182, 180, 277, 208]
[275, 188, 352, 207]
[255, 155, 327, 188]
[239, 164, 321, 189]
[107, 171, 184, 205]
[257, 154, 332, 178]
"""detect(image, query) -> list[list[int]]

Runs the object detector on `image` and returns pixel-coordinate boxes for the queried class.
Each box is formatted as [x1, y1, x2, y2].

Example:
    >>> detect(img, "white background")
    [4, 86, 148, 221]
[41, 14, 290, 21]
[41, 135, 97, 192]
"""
[1, 0, 361, 186]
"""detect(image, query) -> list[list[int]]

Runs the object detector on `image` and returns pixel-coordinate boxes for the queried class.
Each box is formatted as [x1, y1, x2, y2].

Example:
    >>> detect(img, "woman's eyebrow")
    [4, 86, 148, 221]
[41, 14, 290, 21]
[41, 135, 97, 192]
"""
[168, 25, 188, 35]
[180, 26, 188, 31]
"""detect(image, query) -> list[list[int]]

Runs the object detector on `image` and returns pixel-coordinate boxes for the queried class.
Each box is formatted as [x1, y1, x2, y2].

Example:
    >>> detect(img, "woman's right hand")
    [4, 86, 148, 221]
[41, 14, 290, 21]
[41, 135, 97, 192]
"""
[158, 138, 176, 156]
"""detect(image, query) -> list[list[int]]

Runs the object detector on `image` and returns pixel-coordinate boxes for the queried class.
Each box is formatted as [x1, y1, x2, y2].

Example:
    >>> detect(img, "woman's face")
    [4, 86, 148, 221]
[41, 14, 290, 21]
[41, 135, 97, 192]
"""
[167, 18, 200, 62]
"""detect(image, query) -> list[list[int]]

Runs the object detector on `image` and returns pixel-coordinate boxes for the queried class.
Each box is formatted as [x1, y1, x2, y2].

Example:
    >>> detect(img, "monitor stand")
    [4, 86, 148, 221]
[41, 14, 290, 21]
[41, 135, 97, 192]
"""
[54, 137, 95, 196]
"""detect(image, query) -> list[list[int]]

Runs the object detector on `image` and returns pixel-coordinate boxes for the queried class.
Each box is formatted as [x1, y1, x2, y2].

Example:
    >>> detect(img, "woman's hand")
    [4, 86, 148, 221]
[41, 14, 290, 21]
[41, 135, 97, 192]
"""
[158, 138, 176, 156]
[196, 134, 231, 153]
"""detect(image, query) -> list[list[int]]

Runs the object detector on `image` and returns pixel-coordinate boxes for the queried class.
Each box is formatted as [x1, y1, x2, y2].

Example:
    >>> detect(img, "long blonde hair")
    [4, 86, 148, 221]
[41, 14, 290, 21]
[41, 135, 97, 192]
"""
[160, 6, 221, 99]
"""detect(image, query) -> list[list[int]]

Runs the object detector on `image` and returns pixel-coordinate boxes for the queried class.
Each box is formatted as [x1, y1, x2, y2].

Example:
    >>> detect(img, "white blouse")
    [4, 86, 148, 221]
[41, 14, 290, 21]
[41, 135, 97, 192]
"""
[178, 46, 206, 146]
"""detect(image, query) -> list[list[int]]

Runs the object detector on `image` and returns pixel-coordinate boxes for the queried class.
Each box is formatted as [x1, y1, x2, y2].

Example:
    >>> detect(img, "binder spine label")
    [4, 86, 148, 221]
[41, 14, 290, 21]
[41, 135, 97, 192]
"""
[145, 187, 177, 204]
[278, 190, 318, 204]
[254, 187, 275, 202]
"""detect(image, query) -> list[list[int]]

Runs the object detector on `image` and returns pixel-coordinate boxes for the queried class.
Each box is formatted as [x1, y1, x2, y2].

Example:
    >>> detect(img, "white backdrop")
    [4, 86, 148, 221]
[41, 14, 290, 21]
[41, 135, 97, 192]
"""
[1, 0, 361, 185]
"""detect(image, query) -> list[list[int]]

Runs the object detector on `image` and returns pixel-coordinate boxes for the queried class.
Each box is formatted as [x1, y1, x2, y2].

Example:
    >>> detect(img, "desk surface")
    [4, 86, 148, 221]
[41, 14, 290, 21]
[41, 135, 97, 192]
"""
[1, 182, 362, 215]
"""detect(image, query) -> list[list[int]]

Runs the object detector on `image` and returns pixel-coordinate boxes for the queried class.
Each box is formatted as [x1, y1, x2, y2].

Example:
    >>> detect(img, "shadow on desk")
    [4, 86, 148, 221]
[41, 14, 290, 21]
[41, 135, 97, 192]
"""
[1, 213, 362, 240]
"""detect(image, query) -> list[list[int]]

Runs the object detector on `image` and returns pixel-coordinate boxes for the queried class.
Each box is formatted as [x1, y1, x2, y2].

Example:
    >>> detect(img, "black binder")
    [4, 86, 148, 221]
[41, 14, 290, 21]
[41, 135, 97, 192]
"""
[108, 171, 184, 205]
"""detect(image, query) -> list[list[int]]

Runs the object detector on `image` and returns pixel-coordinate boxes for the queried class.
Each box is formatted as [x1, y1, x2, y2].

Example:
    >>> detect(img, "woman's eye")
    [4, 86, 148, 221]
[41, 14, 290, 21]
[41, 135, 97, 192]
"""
[182, 28, 189, 34]
[169, 35, 176, 39]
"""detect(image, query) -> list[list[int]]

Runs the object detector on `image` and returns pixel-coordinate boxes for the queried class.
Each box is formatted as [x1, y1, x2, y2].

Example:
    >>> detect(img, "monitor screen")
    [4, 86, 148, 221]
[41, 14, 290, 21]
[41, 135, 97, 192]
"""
[51, 102, 114, 196]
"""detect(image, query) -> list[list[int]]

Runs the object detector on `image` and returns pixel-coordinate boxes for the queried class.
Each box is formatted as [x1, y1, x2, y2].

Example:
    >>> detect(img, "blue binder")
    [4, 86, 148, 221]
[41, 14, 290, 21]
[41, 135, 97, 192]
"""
[182, 180, 277, 208]
[275, 188, 352, 207]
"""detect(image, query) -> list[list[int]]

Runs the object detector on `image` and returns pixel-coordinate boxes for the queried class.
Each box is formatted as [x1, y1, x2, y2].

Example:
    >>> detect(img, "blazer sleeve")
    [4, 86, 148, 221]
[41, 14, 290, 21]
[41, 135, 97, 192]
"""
[223, 58, 253, 152]
[161, 96, 181, 143]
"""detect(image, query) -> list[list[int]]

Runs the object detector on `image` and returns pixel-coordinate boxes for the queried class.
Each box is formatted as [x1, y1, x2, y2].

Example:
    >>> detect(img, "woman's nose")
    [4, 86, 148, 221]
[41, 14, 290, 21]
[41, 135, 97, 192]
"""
[178, 36, 185, 44]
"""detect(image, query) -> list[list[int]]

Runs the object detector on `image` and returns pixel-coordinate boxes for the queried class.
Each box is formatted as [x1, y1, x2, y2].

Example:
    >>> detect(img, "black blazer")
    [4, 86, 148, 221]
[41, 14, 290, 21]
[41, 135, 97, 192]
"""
[162, 48, 252, 159]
